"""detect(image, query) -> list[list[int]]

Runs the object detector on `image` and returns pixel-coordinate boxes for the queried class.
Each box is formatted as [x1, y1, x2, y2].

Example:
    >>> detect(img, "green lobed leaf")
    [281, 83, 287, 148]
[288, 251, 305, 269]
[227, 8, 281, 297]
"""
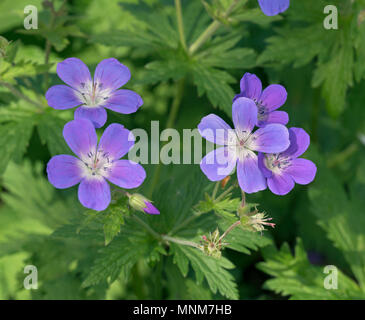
[258, 239, 365, 300]
[170, 243, 239, 300]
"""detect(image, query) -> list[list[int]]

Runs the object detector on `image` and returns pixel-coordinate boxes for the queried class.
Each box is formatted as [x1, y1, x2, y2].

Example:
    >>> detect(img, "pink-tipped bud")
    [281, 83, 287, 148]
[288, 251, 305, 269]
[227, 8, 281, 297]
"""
[128, 193, 160, 215]
[143, 200, 160, 215]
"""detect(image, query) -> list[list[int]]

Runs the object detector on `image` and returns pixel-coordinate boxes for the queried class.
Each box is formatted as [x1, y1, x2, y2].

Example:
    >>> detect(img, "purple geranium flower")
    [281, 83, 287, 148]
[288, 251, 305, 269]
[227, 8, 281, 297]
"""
[258, 0, 289, 16]
[47, 119, 146, 211]
[198, 97, 290, 194]
[233, 73, 288, 127]
[258, 127, 317, 195]
[46, 58, 143, 128]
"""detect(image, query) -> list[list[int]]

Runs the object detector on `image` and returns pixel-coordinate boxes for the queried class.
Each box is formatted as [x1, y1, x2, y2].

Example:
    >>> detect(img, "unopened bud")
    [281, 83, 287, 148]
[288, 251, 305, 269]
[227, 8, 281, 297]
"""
[220, 176, 230, 189]
[128, 193, 160, 215]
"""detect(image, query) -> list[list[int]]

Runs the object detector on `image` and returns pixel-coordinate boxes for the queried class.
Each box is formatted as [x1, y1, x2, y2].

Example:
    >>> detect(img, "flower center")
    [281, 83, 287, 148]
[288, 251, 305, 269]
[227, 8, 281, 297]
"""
[264, 153, 292, 173]
[230, 130, 257, 160]
[253, 98, 268, 122]
[77, 81, 111, 108]
[82, 149, 113, 177]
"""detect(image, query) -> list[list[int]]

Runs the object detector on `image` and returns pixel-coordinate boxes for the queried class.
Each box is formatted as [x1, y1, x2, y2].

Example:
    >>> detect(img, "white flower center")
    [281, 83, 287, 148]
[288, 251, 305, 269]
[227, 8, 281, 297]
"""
[227, 130, 257, 160]
[81, 149, 113, 178]
[264, 153, 292, 174]
[76, 80, 112, 108]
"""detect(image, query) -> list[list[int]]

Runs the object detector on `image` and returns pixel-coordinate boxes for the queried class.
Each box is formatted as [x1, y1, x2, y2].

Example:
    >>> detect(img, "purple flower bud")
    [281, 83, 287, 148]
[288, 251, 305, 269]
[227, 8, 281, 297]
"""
[143, 201, 160, 215]
[128, 193, 160, 215]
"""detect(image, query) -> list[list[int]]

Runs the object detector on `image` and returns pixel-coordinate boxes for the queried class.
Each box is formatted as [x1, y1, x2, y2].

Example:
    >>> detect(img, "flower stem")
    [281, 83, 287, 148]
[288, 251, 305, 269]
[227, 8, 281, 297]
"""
[168, 209, 204, 235]
[175, 0, 187, 51]
[212, 181, 220, 200]
[43, 40, 52, 89]
[189, 20, 221, 55]
[219, 220, 241, 242]
[147, 78, 185, 197]
[162, 235, 201, 249]
[214, 183, 236, 202]
[43, 0, 67, 90]
[165, 77, 185, 129]
[0, 81, 44, 109]
[132, 215, 161, 240]
[188, 0, 240, 55]
[241, 190, 246, 207]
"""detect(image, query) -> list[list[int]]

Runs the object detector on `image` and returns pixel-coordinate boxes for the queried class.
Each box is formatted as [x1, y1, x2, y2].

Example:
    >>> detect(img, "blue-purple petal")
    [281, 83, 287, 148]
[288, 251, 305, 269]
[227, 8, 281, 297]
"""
[267, 172, 294, 195]
[47, 155, 83, 189]
[237, 153, 267, 194]
[98, 123, 135, 160]
[250, 124, 289, 153]
[282, 127, 310, 158]
[200, 147, 237, 181]
[74, 106, 107, 128]
[198, 114, 232, 146]
[265, 110, 289, 126]
[232, 97, 258, 133]
[63, 119, 97, 159]
[285, 158, 317, 185]
[105, 89, 143, 114]
[56, 58, 91, 90]
[258, 0, 290, 16]
[239, 73, 262, 100]
[46, 85, 82, 110]
[257, 152, 273, 178]
[260, 84, 287, 111]
[78, 178, 111, 211]
[94, 58, 131, 92]
[107, 160, 146, 189]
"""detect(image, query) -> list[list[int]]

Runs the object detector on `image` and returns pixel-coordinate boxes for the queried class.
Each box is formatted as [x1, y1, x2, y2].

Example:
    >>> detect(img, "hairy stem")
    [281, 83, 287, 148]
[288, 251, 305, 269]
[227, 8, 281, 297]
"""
[0, 81, 44, 109]
[163, 235, 201, 249]
[189, 0, 240, 55]
[175, 0, 187, 51]
[43, 40, 52, 89]
[212, 181, 220, 200]
[132, 215, 161, 240]
[43, 0, 67, 90]
[215, 183, 236, 202]
[189, 21, 221, 55]
[165, 78, 185, 129]
[219, 220, 241, 241]
[147, 78, 185, 197]
[241, 190, 246, 207]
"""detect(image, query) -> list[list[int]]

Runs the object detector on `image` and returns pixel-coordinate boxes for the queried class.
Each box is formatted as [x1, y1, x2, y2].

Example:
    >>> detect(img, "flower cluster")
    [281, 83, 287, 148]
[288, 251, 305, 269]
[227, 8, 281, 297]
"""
[46, 58, 159, 213]
[258, 0, 290, 16]
[198, 72, 317, 196]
